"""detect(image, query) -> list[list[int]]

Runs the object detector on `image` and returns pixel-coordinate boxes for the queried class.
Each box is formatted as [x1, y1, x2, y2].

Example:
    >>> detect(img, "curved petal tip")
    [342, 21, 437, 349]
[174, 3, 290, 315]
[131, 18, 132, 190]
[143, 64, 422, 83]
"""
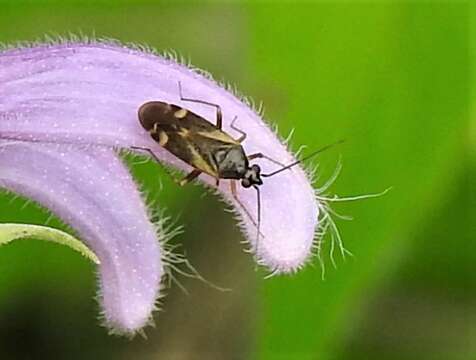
[0, 37, 325, 333]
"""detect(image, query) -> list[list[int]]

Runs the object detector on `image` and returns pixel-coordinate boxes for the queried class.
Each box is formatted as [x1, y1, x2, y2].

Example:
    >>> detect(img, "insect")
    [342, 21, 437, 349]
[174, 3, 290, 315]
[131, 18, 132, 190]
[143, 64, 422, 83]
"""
[133, 82, 342, 249]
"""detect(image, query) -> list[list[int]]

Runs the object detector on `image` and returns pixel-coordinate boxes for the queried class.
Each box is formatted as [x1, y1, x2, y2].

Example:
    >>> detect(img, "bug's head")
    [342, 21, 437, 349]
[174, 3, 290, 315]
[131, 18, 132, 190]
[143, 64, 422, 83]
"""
[241, 164, 263, 188]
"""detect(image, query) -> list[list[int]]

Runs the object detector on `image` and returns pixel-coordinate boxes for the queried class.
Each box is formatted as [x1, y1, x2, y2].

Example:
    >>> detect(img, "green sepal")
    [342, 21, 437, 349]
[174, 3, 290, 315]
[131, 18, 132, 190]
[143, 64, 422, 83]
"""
[0, 223, 100, 264]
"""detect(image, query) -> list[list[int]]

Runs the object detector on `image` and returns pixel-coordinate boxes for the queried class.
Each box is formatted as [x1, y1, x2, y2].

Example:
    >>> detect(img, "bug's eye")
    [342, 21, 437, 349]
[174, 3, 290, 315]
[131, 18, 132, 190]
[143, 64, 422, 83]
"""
[251, 164, 261, 173]
[241, 178, 251, 188]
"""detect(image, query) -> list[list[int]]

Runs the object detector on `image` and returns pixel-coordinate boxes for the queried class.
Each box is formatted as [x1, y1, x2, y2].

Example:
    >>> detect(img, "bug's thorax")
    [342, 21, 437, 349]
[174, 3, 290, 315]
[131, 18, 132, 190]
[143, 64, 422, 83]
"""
[212, 145, 263, 188]
[214, 145, 248, 179]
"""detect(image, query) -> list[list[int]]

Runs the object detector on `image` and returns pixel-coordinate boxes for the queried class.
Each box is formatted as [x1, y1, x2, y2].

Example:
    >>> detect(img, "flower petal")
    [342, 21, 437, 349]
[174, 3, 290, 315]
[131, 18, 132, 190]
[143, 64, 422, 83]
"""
[0, 141, 162, 334]
[0, 41, 318, 272]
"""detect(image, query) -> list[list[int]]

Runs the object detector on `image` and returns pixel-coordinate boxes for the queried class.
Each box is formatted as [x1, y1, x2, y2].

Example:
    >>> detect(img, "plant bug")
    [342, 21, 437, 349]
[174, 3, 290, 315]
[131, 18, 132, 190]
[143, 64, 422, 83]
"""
[133, 82, 342, 252]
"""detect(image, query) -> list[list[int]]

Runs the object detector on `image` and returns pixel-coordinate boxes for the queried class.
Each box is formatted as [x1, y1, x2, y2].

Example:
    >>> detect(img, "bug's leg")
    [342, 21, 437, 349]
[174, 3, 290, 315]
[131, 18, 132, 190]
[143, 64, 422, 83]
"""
[247, 152, 286, 168]
[178, 169, 202, 186]
[230, 182, 265, 256]
[230, 181, 258, 228]
[130, 145, 162, 164]
[253, 184, 262, 259]
[216, 178, 220, 187]
[131, 146, 201, 186]
[230, 116, 247, 143]
[178, 81, 222, 129]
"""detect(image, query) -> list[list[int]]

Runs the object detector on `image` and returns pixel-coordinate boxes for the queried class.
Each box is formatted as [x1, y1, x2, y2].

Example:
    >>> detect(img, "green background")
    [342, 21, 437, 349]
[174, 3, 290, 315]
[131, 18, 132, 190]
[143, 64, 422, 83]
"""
[0, 1, 472, 359]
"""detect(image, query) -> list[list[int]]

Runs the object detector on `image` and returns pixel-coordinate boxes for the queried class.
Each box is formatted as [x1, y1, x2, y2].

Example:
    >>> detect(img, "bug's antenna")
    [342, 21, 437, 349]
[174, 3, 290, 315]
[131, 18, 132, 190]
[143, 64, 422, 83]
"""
[262, 139, 345, 178]
[253, 185, 262, 259]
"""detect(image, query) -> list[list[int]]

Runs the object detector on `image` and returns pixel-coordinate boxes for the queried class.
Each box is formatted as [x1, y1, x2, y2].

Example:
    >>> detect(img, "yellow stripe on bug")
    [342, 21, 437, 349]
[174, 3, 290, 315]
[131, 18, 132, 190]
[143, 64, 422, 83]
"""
[187, 144, 218, 176]
[178, 128, 190, 137]
[197, 130, 239, 144]
[149, 123, 159, 134]
[174, 108, 188, 119]
[158, 131, 169, 146]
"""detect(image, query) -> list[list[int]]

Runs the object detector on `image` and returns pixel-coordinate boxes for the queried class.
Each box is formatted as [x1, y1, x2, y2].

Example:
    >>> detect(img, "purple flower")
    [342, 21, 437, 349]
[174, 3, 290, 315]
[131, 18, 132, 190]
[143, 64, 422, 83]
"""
[0, 141, 162, 334]
[0, 39, 321, 333]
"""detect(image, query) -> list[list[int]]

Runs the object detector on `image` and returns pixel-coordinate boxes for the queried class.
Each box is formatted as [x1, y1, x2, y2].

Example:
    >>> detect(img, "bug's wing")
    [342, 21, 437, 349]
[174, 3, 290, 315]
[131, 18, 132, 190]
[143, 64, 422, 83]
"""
[156, 128, 221, 177]
[140, 101, 219, 132]
[139, 101, 239, 177]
